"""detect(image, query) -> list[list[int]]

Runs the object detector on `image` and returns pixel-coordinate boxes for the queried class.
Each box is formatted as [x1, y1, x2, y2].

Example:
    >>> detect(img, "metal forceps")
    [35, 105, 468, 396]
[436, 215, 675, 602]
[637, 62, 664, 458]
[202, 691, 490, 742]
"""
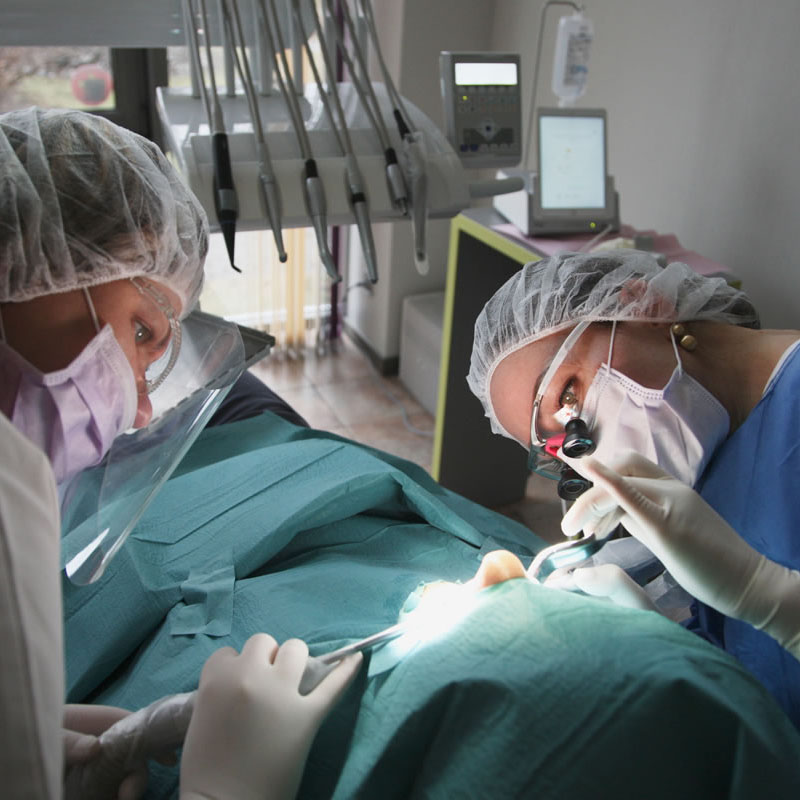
[316, 621, 408, 664]
[297, 621, 409, 694]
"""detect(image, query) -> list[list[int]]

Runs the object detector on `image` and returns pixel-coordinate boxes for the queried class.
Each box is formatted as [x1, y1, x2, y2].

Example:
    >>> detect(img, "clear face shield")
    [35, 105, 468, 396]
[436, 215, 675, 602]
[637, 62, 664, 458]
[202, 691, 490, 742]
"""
[60, 304, 247, 585]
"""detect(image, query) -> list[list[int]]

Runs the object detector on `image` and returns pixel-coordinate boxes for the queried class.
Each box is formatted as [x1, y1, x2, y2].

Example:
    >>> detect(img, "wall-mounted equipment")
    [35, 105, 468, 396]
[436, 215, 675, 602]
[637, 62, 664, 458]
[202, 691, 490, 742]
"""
[494, 107, 619, 236]
[439, 51, 522, 169]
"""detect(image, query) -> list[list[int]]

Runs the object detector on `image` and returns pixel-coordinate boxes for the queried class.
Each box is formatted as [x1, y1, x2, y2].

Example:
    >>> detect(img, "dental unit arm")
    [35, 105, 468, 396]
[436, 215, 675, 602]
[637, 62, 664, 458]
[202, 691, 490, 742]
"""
[159, 0, 524, 281]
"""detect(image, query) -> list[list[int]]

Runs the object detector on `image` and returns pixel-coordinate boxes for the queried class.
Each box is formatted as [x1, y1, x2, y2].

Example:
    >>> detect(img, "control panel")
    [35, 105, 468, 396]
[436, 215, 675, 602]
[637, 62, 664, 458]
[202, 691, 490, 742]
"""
[440, 51, 521, 168]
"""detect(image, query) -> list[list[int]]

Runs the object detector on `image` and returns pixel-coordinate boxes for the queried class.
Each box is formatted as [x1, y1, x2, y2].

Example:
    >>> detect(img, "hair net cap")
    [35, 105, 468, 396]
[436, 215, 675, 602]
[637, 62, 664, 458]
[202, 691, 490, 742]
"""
[468, 249, 759, 439]
[0, 107, 208, 316]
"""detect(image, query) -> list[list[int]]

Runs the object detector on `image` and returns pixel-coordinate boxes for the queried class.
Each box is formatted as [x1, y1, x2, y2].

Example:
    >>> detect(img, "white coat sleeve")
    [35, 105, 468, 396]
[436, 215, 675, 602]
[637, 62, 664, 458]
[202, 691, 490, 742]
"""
[0, 413, 65, 799]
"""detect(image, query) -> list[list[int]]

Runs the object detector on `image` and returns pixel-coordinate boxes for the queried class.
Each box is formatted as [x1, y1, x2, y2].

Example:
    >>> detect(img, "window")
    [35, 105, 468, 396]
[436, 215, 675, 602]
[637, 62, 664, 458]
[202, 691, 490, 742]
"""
[0, 46, 115, 113]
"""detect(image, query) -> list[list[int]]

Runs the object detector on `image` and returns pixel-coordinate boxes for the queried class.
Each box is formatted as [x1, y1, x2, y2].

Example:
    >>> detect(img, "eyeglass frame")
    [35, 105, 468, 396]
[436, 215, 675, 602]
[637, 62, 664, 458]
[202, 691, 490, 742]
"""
[130, 277, 183, 393]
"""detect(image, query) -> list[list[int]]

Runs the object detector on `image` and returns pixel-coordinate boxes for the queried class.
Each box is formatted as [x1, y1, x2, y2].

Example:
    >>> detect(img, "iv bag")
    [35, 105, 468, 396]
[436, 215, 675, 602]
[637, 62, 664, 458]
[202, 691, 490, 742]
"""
[552, 12, 593, 107]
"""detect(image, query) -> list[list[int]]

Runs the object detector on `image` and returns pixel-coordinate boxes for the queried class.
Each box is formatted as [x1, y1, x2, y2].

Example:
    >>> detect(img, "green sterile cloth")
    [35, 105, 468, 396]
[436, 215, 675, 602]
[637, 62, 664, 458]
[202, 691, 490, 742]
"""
[63, 413, 541, 701]
[330, 579, 800, 799]
[61, 413, 800, 798]
[169, 559, 235, 637]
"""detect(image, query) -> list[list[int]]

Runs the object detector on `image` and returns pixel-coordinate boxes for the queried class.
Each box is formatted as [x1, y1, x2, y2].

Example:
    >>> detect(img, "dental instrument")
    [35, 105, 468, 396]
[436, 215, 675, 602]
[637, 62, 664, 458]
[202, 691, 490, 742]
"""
[257, 0, 340, 282]
[186, 0, 241, 272]
[322, 0, 410, 219]
[294, 0, 379, 283]
[222, 0, 288, 262]
[356, 0, 429, 273]
[317, 620, 407, 664]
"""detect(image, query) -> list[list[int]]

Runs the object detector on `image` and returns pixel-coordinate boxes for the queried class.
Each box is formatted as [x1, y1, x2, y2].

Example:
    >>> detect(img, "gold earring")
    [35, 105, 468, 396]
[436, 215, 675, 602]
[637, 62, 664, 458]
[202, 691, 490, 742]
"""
[670, 323, 697, 352]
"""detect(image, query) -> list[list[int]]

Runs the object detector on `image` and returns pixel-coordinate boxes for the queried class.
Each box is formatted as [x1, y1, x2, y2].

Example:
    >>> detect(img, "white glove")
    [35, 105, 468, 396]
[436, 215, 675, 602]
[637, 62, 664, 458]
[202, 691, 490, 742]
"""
[179, 634, 362, 800]
[64, 695, 189, 800]
[560, 450, 800, 660]
[545, 563, 658, 612]
[63, 704, 171, 800]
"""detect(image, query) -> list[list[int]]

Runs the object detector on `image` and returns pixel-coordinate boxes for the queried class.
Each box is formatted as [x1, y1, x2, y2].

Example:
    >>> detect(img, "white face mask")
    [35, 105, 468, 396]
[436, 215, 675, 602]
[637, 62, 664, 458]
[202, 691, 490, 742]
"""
[581, 324, 729, 486]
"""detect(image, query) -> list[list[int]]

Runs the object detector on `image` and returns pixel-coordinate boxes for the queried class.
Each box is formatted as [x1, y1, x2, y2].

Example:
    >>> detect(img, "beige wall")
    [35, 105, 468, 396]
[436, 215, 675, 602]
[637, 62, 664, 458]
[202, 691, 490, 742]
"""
[492, 0, 800, 329]
[348, 0, 800, 362]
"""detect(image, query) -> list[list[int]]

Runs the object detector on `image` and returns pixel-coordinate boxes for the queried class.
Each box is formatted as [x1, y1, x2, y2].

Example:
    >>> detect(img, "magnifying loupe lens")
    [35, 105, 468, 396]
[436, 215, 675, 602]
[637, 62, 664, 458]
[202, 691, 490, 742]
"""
[557, 466, 593, 500]
[562, 418, 596, 458]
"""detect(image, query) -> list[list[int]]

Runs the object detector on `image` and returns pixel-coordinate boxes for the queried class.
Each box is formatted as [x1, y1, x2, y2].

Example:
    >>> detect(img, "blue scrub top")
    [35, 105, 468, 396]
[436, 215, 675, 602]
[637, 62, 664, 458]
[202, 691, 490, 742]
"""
[692, 341, 800, 729]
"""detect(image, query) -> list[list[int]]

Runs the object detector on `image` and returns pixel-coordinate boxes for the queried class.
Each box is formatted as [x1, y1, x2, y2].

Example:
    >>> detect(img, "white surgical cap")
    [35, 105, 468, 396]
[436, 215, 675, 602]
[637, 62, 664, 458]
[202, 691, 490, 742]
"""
[0, 107, 208, 316]
[468, 249, 759, 438]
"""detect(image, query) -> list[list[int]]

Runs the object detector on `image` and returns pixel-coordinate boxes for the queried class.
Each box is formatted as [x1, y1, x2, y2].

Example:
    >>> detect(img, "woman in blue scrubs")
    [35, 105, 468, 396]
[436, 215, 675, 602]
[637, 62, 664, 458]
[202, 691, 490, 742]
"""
[468, 249, 800, 727]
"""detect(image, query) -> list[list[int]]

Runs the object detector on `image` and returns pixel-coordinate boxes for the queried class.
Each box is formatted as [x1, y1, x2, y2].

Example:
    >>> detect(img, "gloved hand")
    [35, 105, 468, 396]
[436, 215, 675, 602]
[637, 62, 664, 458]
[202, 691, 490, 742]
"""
[63, 704, 172, 800]
[560, 450, 800, 660]
[545, 563, 658, 612]
[179, 633, 362, 800]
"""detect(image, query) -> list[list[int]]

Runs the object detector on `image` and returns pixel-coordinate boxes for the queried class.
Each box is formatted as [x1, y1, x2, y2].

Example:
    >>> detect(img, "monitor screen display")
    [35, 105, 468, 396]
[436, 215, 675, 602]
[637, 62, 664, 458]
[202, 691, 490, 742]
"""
[539, 114, 606, 209]
[454, 61, 518, 86]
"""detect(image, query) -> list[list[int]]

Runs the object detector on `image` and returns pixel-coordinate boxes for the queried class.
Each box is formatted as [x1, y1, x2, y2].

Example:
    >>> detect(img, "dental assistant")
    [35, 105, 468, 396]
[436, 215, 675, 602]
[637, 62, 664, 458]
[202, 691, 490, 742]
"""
[0, 107, 358, 800]
[467, 250, 800, 728]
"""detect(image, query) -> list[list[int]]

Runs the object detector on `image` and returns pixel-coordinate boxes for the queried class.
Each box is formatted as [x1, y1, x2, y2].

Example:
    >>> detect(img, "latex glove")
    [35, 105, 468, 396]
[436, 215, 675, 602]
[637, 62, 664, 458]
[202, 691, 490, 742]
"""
[180, 634, 362, 800]
[63, 704, 170, 800]
[545, 563, 658, 612]
[561, 450, 800, 660]
[64, 697, 187, 800]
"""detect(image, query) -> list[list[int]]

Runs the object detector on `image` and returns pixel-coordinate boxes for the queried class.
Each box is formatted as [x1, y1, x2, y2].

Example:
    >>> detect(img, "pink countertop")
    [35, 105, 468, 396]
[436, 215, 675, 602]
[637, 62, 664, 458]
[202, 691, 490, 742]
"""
[492, 222, 734, 278]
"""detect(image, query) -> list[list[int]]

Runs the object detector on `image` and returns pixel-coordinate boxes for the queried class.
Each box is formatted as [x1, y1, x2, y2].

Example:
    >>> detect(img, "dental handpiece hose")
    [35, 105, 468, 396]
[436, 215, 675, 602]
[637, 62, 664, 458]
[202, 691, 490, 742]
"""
[224, 0, 287, 262]
[298, 0, 378, 283]
[187, 0, 240, 272]
[259, 0, 338, 281]
[321, 0, 408, 216]
[199, 0, 239, 272]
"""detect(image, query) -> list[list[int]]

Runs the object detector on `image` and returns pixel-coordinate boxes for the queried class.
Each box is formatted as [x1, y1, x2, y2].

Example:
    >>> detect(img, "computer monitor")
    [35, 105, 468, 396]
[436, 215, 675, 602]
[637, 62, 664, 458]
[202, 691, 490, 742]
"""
[531, 107, 619, 235]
